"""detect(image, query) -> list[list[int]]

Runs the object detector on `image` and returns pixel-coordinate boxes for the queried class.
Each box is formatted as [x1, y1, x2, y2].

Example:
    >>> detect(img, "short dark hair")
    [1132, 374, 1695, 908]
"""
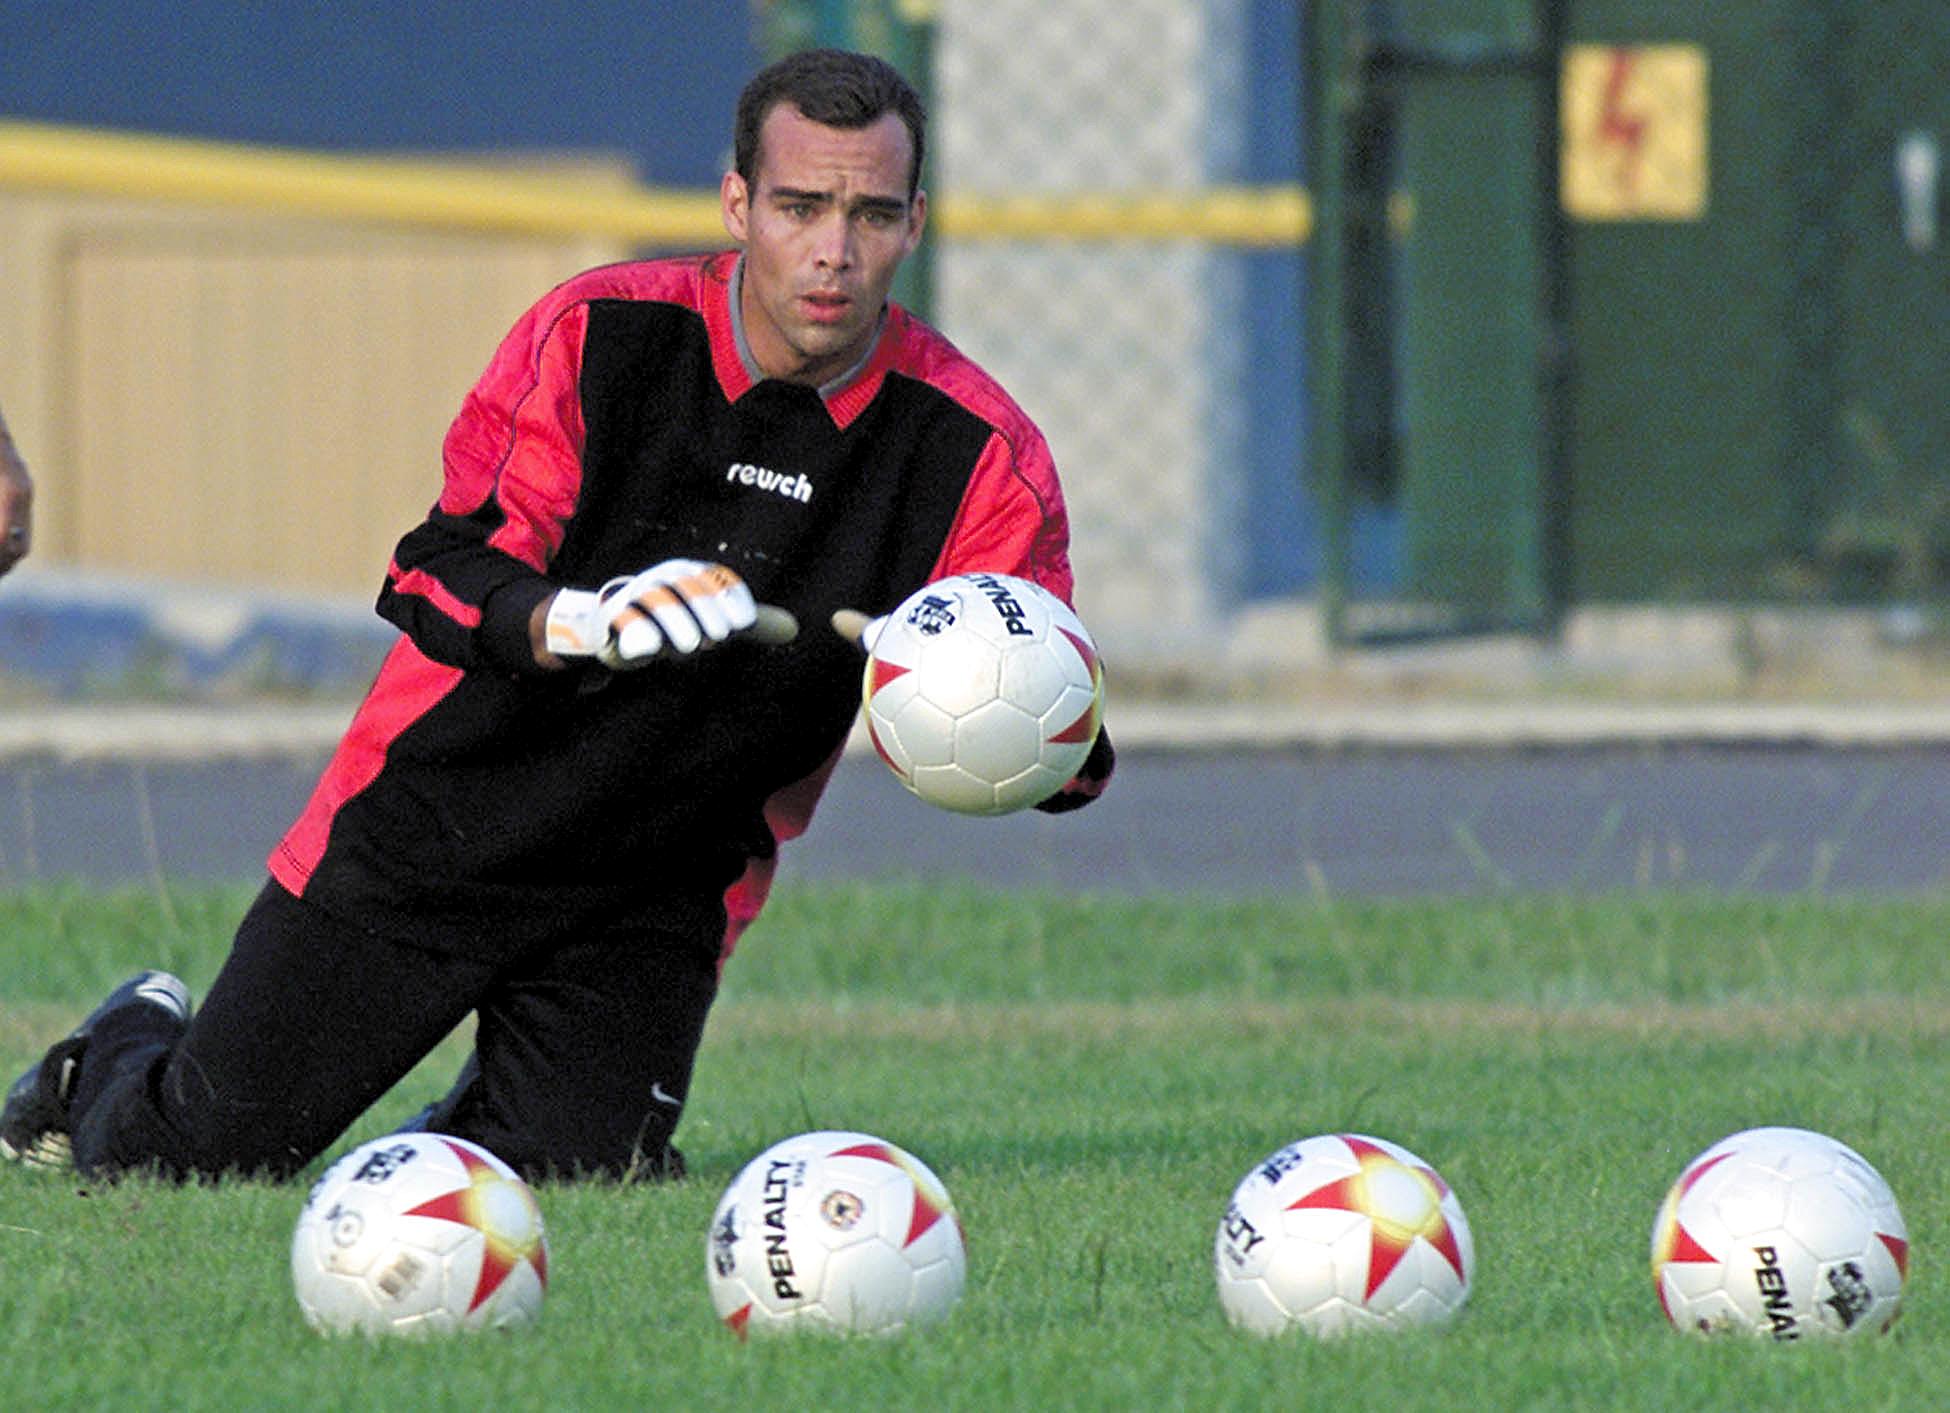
[734, 48, 927, 199]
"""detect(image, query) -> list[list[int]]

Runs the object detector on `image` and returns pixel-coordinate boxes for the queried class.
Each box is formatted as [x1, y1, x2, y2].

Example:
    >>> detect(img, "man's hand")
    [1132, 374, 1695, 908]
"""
[0, 412, 33, 577]
[542, 559, 794, 669]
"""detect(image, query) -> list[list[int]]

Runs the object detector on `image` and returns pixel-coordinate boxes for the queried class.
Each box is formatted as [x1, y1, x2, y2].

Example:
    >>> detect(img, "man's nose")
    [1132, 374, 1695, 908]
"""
[812, 212, 854, 269]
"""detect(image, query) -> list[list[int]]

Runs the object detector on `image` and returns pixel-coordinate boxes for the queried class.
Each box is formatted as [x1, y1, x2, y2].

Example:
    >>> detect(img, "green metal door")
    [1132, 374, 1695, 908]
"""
[1312, 0, 1569, 644]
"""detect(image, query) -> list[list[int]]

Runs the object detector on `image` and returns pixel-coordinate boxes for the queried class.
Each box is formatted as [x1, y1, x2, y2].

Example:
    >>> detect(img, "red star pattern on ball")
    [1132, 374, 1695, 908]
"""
[1879, 1232, 1908, 1279]
[1652, 1151, 1731, 1268]
[832, 1141, 951, 1248]
[869, 656, 911, 695]
[403, 1140, 549, 1312]
[1649, 1150, 1732, 1323]
[864, 658, 911, 773]
[1048, 628, 1103, 745]
[1059, 627, 1098, 678]
[1289, 1136, 1466, 1299]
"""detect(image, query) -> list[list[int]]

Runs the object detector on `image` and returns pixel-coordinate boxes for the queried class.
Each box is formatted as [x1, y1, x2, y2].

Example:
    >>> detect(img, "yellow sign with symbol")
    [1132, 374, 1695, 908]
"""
[1561, 44, 1709, 221]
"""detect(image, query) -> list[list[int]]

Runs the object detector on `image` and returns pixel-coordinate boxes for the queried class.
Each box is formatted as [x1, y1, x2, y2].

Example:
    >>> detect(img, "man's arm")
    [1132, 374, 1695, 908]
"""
[0, 405, 33, 576]
[375, 291, 594, 673]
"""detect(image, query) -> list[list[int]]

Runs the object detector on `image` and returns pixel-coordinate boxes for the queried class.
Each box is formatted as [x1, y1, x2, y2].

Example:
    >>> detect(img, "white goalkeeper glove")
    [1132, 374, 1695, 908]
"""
[545, 559, 759, 669]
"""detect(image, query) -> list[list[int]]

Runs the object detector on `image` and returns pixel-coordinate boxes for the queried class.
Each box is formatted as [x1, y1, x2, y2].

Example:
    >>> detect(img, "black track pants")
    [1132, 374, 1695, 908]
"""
[70, 878, 722, 1182]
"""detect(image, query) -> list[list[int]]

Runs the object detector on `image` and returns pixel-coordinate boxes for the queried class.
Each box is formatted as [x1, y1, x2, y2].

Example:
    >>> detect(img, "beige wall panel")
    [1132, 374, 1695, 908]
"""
[63, 227, 613, 592]
[2, 185, 620, 589]
[0, 197, 75, 551]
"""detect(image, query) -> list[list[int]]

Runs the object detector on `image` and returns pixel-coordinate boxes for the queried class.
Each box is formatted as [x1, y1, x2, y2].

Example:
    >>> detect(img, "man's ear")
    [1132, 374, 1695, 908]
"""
[722, 170, 751, 243]
[904, 187, 928, 256]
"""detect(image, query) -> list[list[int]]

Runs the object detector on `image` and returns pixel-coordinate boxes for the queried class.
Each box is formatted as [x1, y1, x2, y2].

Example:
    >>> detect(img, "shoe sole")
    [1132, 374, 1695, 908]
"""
[0, 1130, 72, 1168]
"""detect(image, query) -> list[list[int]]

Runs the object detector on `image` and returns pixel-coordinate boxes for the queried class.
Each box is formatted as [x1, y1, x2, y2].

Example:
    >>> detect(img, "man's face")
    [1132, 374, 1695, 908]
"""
[722, 103, 925, 387]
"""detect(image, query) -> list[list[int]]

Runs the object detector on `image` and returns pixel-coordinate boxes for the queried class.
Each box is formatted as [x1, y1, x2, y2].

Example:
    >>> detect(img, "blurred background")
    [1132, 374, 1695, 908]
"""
[0, 0, 1945, 705]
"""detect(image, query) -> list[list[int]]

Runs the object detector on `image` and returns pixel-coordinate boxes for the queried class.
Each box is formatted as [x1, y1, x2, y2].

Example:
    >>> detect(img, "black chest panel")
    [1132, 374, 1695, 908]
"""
[322, 298, 999, 941]
[565, 299, 988, 620]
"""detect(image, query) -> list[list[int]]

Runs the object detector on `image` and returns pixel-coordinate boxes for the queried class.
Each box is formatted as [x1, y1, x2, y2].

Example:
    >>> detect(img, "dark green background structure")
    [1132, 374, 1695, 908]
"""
[1314, 0, 1950, 639]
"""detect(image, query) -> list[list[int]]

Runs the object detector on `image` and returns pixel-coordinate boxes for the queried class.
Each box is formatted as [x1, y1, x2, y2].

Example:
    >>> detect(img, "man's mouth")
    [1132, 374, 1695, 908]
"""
[801, 290, 851, 323]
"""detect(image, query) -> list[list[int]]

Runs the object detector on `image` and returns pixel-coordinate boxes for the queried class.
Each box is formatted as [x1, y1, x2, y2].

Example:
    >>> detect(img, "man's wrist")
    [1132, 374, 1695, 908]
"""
[541, 587, 605, 664]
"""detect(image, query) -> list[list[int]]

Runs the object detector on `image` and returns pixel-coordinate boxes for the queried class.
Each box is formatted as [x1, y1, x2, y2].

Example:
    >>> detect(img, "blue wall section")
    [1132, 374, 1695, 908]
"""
[1235, 0, 1313, 597]
[0, 2, 763, 185]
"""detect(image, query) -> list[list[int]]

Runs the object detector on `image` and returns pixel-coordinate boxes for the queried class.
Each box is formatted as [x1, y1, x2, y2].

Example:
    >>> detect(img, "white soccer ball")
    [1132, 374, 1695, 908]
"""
[862, 571, 1104, 816]
[706, 1130, 967, 1337]
[1651, 1125, 1907, 1339]
[1215, 1133, 1474, 1338]
[291, 1133, 549, 1337]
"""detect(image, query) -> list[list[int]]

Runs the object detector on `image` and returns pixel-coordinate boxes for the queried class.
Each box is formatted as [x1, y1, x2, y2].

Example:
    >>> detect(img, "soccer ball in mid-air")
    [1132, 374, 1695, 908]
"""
[1651, 1125, 1907, 1339]
[706, 1130, 967, 1337]
[291, 1133, 549, 1337]
[1215, 1133, 1474, 1338]
[862, 571, 1103, 815]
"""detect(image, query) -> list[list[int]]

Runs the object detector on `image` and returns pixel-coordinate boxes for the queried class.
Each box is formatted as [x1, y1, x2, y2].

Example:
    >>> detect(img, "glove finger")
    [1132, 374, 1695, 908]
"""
[643, 586, 706, 654]
[680, 582, 736, 643]
[654, 557, 708, 582]
[609, 558, 703, 613]
[715, 573, 758, 633]
[750, 604, 799, 644]
[686, 564, 756, 641]
[611, 614, 666, 664]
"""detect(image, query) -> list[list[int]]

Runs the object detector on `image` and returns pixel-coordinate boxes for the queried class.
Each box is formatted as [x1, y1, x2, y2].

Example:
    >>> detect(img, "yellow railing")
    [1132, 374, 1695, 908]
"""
[0, 120, 726, 244]
[0, 119, 1309, 248]
[942, 187, 1309, 246]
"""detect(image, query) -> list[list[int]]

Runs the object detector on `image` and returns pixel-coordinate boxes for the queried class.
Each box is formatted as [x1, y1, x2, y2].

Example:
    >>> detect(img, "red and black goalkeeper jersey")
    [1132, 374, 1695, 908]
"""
[269, 250, 1076, 954]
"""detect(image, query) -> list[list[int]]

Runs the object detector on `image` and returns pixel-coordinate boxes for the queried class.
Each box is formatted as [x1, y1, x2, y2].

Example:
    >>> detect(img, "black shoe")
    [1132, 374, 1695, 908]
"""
[1, 971, 191, 1169]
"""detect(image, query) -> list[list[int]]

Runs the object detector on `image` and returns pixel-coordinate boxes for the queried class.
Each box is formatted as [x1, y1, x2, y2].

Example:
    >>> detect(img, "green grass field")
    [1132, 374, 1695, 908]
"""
[2, 881, 1945, 1409]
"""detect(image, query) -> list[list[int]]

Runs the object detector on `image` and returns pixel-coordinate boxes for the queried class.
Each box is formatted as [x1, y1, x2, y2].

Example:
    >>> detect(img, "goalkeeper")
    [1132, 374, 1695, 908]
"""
[2, 48, 1112, 1183]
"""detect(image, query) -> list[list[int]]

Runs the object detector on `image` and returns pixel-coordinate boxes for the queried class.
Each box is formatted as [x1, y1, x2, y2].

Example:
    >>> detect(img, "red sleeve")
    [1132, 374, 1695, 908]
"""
[928, 417, 1076, 607]
[375, 293, 593, 673]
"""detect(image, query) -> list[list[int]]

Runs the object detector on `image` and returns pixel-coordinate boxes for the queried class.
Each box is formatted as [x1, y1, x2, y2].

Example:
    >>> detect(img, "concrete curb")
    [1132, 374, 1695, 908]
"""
[0, 703, 360, 761]
[5, 698, 1950, 764]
